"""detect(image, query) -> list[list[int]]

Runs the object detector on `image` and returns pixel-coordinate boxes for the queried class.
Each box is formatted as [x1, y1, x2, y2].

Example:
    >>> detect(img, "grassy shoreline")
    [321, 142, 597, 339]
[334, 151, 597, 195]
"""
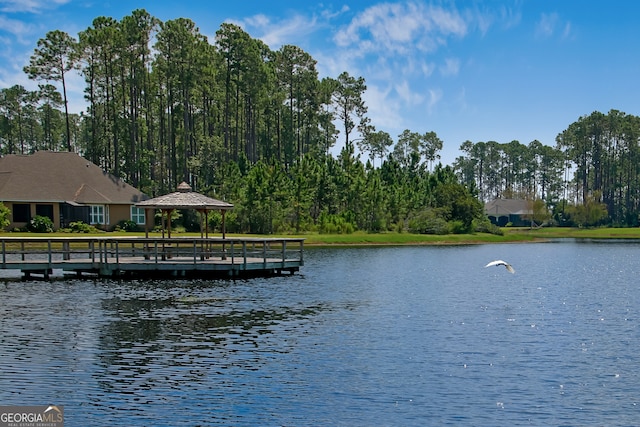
[4, 227, 639, 246]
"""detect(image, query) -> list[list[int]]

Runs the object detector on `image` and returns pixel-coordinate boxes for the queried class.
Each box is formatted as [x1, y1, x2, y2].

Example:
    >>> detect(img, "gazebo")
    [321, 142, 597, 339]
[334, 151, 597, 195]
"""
[136, 182, 234, 239]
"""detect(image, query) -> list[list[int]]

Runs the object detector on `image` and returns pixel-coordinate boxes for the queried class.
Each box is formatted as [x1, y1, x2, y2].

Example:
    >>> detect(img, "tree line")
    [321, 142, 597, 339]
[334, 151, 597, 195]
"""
[0, 9, 638, 231]
[455, 110, 640, 227]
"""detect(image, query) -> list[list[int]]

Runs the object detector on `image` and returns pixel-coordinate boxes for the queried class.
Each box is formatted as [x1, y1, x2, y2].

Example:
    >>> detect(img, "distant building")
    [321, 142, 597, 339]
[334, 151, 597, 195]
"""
[0, 151, 147, 230]
[485, 199, 533, 227]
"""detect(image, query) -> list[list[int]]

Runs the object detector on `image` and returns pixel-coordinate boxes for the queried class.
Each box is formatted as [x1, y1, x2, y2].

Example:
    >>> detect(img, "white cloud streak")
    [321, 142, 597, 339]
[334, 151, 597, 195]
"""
[334, 2, 467, 55]
[0, 0, 70, 14]
[439, 57, 460, 76]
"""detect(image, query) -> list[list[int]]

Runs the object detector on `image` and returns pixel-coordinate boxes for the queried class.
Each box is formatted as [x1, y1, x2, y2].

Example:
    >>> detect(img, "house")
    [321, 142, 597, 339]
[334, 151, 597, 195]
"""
[0, 151, 147, 230]
[485, 199, 533, 227]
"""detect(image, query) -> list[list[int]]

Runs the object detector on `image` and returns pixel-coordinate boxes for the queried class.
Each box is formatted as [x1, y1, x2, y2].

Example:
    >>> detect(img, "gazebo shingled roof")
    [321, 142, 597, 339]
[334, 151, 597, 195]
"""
[136, 181, 233, 211]
[136, 182, 233, 238]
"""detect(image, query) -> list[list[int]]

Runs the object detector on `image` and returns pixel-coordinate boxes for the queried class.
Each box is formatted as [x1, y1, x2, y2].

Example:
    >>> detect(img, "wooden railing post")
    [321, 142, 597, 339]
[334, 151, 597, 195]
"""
[47, 240, 52, 269]
[0, 236, 303, 278]
[282, 240, 286, 268]
[300, 240, 304, 263]
[242, 241, 247, 269]
[263, 241, 267, 268]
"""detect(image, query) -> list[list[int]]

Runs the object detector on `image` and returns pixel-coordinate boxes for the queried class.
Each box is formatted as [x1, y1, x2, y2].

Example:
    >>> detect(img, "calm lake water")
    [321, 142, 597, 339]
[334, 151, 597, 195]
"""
[1, 240, 640, 426]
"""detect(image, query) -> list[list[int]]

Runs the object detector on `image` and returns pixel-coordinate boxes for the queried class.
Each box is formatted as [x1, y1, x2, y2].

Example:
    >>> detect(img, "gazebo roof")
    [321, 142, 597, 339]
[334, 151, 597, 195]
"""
[136, 182, 233, 210]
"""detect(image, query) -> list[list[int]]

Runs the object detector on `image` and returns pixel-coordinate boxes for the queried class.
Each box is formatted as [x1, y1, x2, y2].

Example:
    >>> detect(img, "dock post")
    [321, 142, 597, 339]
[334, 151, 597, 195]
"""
[263, 242, 267, 268]
[63, 240, 70, 260]
[282, 240, 286, 268]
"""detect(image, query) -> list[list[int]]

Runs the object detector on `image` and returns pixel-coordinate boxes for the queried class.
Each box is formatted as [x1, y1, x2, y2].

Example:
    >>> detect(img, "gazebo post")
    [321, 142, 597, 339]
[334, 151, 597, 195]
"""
[166, 208, 173, 239]
[161, 210, 165, 239]
[197, 208, 207, 260]
[204, 208, 210, 258]
[205, 209, 209, 239]
[221, 210, 227, 260]
[134, 182, 233, 262]
[144, 208, 151, 259]
[222, 210, 227, 239]
[143, 208, 149, 238]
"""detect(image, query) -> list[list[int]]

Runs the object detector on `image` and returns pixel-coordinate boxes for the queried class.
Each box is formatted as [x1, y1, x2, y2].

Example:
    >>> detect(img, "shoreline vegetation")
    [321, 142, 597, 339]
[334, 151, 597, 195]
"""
[4, 227, 640, 247]
[290, 227, 640, 246]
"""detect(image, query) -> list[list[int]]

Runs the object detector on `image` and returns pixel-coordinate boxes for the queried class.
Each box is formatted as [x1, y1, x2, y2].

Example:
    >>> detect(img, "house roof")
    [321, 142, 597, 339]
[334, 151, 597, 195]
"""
[0, 151, 147, 205]
[485, 199, 532, 216]
[136, 182, 233, 210]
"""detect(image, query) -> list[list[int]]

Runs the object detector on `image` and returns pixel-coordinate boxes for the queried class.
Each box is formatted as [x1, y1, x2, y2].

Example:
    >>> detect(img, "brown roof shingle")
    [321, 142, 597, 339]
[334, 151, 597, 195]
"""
[136, 182, 233, 210]
[0, 151, 146, 204]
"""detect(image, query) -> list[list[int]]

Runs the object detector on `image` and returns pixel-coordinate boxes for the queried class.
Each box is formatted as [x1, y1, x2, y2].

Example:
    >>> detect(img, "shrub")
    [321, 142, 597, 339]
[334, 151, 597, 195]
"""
[473, 218, 504, 236]
[448, 220, 468, 234]
[61, 221, 103, 233]
[116, 220, 139, 232]
[407, 208, 449, 235]
[28, 215, 54, 233]
[318, 211, 355, 234]
[0, 202, 9, 231]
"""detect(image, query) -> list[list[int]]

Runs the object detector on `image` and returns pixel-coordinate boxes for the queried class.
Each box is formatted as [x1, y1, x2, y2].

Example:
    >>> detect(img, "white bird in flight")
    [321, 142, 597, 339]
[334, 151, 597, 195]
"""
[485, 260, 515, 274]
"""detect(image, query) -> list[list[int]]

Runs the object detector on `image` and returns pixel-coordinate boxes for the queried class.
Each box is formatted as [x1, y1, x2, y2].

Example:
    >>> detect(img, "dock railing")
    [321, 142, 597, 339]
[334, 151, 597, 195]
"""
[0, 236, 304, 278]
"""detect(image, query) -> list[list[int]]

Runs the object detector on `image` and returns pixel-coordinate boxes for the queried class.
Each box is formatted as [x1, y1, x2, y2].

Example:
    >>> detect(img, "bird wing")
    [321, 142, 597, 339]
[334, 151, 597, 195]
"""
[485, 260, 515, 273]
[485, 260, 506, 268]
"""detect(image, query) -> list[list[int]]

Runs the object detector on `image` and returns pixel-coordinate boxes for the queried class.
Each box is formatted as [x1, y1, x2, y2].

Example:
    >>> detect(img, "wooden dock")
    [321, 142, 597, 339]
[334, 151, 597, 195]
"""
[0, 236, 304, 280]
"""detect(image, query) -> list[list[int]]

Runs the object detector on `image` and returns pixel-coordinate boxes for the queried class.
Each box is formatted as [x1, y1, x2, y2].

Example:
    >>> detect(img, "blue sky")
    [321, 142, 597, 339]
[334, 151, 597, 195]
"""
[0, 0, 637, 165]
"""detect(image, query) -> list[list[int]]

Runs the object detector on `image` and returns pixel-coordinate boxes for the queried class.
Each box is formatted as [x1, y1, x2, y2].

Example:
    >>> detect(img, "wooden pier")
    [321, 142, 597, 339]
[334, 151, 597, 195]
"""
[0, 236, 304, 280]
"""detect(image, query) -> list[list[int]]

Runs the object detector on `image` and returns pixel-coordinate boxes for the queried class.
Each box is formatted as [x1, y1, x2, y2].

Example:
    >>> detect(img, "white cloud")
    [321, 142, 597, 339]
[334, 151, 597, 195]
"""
[0, 0, 70, 14]
[334, 2, 467, 55]
[395, 80, 423, 105]
[0, 14, 35, 42]
[497, 5, 522, 30]
[535, 12, 572, 40]
[426, 88, 443, 114]
[535, 12, 557, 38]
[237, 12, 322, 50]
[362, 84, 404, 135]
[439, 57, 460, 76]
[321, 4, 349, 20]
[421, 60, 435, 77]
[454, 86, 469, 112]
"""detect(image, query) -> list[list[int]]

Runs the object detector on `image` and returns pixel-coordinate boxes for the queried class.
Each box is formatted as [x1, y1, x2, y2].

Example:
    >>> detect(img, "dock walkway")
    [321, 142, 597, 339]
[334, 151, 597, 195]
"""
[0, 236, 304, 280]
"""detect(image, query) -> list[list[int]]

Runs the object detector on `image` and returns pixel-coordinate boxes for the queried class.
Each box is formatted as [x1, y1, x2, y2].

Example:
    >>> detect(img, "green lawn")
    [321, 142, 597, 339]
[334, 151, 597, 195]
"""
[2, 227, 640, 246]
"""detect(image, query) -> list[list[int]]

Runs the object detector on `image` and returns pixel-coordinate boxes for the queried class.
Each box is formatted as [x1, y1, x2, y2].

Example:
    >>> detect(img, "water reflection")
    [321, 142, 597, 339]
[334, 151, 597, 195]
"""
[2, 243, 640, 425]
[96, 282, 327, 394]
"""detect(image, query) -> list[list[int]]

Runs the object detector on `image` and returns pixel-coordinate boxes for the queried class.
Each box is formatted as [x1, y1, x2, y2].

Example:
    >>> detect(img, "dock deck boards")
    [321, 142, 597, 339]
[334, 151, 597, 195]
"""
[0, 237, 304, 279]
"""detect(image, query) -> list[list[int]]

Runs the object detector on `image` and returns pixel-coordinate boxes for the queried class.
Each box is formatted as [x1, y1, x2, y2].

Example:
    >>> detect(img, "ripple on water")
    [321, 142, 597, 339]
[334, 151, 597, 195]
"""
[1, 243, 640, 425]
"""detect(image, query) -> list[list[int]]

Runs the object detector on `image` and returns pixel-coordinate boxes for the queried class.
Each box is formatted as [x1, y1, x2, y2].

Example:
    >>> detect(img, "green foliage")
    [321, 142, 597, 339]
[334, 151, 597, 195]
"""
[407, 208, 449, 235]
[318, 211, 355, 234]
[564, 193, 609, 227]
[0, 202, 10, 231]
[6, 9, 640, 232]
[153, 210, 182, 229]
[28, 215, 54, 233]
[207, 210, 240, 234]
[448, 220, 468, 234]
[432, 169, 484, 233]
[179, 210, 201, 233]
[61, 221, 100, 233]
[115, 220, 140, 232]
[473, 218, 504, 236]
[526, 199, 552, 226]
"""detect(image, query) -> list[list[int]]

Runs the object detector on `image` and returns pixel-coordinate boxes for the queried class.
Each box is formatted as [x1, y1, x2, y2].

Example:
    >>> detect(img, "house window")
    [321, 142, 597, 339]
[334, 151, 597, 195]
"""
[13, 204, 30, 222]
[130, 206, 145, 225]
[89, 205, 109, 225]
[35, 204, 54, 221]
